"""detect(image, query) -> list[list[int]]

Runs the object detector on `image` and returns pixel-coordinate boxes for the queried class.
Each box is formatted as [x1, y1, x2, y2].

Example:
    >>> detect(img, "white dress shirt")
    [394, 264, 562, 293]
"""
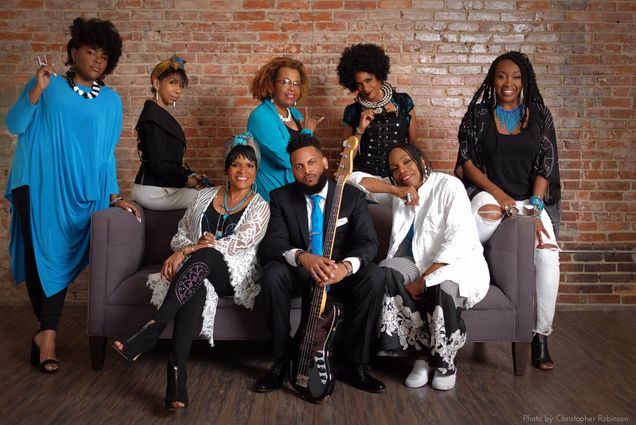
[283, 181, 361, 274]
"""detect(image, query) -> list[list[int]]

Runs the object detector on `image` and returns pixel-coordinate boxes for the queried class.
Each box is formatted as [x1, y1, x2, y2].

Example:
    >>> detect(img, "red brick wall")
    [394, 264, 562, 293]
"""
[0, 1, 634, 309]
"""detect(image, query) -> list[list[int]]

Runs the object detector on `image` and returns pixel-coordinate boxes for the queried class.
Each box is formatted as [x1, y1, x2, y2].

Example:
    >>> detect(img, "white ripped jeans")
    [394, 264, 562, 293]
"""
[471, 191, 560, 336]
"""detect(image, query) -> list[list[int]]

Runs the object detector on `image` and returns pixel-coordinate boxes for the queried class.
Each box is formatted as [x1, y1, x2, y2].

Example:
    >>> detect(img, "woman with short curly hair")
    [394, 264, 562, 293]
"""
[247, 57, 324, 201]
[5, 17, 135, 374]
[337, 43, 417, 177]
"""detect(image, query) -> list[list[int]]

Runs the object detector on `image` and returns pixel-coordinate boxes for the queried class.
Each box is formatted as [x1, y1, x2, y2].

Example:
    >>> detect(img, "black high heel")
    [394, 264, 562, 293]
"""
[531, 333, 554, 371]
[112, 320, 166, 362]
[165, 361, 188, 409]
[31, 335, 60, 374]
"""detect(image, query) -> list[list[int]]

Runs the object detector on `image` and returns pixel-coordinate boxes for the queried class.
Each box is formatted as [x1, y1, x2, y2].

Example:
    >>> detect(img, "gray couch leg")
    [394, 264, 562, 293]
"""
[512, 342, 530, 376]
[90, 336, 107, 371]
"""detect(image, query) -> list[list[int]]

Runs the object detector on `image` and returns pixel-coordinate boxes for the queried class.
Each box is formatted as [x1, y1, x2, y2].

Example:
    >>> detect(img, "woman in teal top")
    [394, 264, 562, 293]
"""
[247, 57, 324, 201]
[4, 17, 137, 373]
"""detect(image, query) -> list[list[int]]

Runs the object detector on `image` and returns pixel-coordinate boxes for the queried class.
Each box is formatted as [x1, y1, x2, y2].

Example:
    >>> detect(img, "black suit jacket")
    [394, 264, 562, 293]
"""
[258, 179, 378, 267]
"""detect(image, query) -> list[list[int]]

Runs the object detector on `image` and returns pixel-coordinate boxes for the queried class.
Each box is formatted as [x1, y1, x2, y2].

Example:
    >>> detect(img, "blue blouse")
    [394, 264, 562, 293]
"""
[247, 100, 311, 202]
[5, 75, 122, 296]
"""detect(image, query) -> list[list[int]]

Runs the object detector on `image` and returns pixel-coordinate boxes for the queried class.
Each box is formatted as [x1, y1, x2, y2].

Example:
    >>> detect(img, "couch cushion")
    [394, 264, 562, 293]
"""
[143, 208, 186, 267]
[471, 285, 514, 310]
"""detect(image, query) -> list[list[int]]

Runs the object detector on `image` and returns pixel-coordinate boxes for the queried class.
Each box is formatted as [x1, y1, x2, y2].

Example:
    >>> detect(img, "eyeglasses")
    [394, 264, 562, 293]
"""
[277, 78, 302, 88]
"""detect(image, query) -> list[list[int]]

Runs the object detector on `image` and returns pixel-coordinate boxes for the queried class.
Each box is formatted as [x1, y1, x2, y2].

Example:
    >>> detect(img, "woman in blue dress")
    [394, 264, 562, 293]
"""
[5, 17, 136, 373]
[246, 57, 324, 201]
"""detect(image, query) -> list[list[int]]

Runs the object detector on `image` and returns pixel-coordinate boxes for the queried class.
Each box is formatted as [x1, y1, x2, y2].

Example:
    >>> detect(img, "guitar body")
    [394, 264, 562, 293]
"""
[290, 294, 343, 402]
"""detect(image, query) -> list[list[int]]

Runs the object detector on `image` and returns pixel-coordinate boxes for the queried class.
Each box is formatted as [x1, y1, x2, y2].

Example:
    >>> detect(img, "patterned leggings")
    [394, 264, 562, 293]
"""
[154, 248, 232, 365]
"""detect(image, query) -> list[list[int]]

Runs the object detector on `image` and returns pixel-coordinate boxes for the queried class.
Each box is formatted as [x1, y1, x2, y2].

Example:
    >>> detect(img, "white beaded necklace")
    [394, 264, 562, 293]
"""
[278, 107, 292, 123]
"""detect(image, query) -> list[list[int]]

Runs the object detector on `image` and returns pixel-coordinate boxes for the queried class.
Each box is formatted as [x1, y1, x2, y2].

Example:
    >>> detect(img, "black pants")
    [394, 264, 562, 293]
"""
[260, 261, 385, 365]
[12, 185, 67, 331]
[154, 248, 233, 365]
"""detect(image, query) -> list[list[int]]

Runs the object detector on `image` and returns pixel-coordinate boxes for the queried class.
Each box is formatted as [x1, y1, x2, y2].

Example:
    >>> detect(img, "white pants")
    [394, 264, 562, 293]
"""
[132, 184, 199, 211]
[471, 191, 560, 336]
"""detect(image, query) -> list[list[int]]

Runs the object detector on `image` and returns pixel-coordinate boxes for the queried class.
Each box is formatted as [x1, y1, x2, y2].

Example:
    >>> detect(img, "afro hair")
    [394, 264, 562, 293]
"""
[337, 43, 391, 93]
[65, 17, 123, 76]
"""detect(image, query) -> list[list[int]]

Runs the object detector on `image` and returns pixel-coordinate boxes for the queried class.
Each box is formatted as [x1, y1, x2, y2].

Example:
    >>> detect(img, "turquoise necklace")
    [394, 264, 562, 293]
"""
[215, 189, 253, 239]
[495, 104, 523, 134]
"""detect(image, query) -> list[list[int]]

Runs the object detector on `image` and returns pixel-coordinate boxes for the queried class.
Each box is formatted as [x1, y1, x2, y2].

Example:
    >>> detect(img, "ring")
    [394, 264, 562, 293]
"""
[168, 267, 172, 272]
[406, 193, 412, 202]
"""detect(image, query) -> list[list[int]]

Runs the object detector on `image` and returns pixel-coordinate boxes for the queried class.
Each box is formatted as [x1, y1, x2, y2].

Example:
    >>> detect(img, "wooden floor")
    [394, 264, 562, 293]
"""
[0, 306, 634, 425]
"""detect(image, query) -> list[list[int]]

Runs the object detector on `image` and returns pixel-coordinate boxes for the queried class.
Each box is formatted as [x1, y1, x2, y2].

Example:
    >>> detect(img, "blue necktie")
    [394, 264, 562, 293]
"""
[309, 194, 323, 256]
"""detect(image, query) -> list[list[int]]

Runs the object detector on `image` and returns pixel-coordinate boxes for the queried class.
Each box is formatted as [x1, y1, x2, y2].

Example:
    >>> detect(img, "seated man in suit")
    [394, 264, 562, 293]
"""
[254, 134, 386, 393]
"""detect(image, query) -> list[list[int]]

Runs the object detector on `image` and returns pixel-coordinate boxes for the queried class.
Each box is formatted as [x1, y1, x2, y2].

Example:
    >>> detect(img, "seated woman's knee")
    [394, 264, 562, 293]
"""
[476, 204, 503, 221]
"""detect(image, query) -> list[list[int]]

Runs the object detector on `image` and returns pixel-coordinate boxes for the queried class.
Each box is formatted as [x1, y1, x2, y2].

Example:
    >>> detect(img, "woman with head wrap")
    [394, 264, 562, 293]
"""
[113, 133, 270, 409]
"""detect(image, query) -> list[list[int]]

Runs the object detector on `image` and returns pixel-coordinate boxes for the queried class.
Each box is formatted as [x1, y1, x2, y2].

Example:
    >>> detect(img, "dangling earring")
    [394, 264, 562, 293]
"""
[173, 101, 176, 107]
[294, 101, 297, 106]
[154, 91, 159, 102]
[251, 180, 258, 193]
[270, 97, 274, 103]
[519, 88, 525, 106]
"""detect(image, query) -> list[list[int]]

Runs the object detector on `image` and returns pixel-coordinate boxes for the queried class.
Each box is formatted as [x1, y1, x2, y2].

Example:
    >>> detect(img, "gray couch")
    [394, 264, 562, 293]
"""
[88, 203, 535, 375]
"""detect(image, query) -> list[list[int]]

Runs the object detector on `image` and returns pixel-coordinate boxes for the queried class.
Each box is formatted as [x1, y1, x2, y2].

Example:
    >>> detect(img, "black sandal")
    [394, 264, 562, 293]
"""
[112, 320, 166, 362]
[31, 336, 60, 374]
[165, 361, 188, 409]
[531, 333, 554, 371]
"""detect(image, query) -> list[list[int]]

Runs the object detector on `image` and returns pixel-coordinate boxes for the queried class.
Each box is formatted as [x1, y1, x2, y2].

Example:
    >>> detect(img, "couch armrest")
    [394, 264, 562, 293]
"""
[88, 206, 146, 335]
[483, 216, 535, 340]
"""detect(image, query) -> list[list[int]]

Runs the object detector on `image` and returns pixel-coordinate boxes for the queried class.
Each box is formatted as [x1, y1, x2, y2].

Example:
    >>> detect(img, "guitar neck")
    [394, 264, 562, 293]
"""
[322, 175, 345, 260]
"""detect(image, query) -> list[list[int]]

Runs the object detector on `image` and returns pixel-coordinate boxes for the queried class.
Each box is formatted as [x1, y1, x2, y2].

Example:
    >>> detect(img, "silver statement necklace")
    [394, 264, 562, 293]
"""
[356, 81, 394, 113]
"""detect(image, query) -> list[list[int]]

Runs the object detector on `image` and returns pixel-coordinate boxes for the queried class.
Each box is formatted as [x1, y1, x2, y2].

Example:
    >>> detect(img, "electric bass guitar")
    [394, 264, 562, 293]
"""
[289, 136, 359, 402]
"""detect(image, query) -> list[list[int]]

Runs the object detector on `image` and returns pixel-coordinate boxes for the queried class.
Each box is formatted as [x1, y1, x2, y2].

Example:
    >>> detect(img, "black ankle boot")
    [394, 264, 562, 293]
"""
[165, 361, 188, 409]
[112, 320, 166, 362]
[531, 333, 554, 371]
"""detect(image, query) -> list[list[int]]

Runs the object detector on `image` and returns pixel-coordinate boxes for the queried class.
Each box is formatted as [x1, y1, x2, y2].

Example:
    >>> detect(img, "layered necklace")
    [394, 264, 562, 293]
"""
[66, 69, 104, 100]
[356, 81, 394, 113]
[205, 189, 253, 239]
[495, 104, 523, 134]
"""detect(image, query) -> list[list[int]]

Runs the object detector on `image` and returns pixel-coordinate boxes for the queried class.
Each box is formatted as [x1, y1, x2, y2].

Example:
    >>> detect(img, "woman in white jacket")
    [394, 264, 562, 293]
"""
[347, 143, 489, 391]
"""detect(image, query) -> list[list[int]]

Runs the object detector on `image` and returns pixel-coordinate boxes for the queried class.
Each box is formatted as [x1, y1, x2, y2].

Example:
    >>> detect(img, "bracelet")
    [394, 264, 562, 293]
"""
[355, 126, 364, 135]
[178, 246, 191, 257]
[530, 195, 544, 219]
[341, 261, 353, 277]
[110, 196, 123, 206]
[294, 250, 307, 266]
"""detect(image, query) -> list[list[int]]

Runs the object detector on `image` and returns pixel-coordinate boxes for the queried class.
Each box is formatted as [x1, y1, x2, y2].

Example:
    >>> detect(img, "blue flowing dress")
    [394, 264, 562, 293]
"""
[5, 75, 122, 296]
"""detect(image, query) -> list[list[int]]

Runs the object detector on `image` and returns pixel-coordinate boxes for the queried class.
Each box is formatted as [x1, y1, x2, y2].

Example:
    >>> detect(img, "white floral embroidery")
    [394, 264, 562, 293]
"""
[378, 295, 428, 351]
[428, 305, 466, 372]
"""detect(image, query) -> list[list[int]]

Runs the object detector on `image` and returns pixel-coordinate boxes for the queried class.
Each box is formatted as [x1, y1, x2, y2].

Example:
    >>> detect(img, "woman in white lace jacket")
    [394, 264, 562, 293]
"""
[113, 133, 269, 410]
[347, 143, 489, 391]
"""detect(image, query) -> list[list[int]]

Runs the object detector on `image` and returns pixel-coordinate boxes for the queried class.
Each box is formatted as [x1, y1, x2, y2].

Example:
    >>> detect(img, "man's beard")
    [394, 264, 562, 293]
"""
[295, 169, 329, 195]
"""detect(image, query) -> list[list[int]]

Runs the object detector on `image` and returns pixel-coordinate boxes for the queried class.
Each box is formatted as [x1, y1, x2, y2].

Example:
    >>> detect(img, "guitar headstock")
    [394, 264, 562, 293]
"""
[335, 136, 360, 179]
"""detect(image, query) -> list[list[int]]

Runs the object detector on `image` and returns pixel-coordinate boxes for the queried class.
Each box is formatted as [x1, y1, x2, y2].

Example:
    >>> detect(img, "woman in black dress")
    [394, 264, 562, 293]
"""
[337, 43, 416, 177]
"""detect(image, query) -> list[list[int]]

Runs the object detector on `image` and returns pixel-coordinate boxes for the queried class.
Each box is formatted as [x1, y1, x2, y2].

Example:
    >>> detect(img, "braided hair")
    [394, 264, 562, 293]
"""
[459, 51, 544, 136]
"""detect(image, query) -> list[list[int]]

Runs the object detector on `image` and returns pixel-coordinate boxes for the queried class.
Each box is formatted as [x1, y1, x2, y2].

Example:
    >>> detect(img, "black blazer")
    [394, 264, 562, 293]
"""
[134, 100, 190, 188]
[258, 179, 378, 267]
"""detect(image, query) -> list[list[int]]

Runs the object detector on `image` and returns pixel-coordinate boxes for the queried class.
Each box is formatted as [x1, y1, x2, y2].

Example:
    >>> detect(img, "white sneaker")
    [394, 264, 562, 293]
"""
[431, 370, 456, 391]
[404, 359, 433, 388]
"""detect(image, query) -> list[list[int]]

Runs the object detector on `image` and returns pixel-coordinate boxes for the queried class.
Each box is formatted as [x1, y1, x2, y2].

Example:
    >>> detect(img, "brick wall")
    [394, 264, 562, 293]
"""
[0, 0, 634, 309]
